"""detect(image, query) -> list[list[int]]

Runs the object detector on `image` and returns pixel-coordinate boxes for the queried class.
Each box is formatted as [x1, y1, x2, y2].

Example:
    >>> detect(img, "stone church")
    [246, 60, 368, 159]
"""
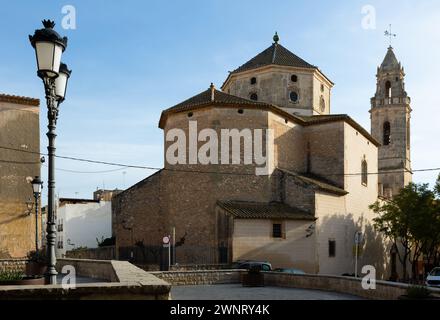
[112, 34, 411, 278]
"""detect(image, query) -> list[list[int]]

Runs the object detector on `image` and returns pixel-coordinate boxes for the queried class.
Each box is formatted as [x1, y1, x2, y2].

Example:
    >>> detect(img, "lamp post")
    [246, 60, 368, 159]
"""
[31, 176, 43, 252]
[29, 20, 71, 284]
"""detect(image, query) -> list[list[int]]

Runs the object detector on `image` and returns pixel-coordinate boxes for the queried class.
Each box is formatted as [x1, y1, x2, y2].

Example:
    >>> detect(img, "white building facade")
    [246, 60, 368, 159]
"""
[55, 198, 112, 258]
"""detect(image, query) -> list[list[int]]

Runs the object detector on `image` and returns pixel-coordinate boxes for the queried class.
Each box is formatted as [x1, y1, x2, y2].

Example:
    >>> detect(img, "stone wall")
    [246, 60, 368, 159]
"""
[0, 259, 171, 300]
[57, 258, 118, 282]
[0, 259, 27, 272]
[113, 107, 276, 264]
[263, 272, 440, 300]
[151, 269, 244, 286]
[0, 97, 40, 258]
[223, 65, 332, 116]
[303, 121, 345, 188]
[66, 246, 115, 260]
[152, 270, 440, 300]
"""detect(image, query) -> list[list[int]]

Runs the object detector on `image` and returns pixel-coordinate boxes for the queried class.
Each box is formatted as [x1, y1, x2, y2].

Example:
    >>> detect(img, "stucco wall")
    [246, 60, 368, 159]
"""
[343, 122, 389, 278]
[314, 192, 349, 275]
[232, 219, 316, 272]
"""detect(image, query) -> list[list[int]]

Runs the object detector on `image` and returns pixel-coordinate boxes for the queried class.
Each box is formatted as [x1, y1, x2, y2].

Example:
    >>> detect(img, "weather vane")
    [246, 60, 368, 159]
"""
[384, 24, 397, 47]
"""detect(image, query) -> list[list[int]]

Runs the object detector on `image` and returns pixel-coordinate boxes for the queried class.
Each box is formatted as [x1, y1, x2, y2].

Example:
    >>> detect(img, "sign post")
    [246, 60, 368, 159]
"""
[354, 231, 363, 277]
[163, 235, 170, 270]
[172, 227, 176, 265]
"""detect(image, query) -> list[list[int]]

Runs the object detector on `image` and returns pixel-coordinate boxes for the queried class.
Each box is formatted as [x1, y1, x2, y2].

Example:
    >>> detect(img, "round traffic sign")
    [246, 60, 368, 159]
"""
[163, 236, 170, 244]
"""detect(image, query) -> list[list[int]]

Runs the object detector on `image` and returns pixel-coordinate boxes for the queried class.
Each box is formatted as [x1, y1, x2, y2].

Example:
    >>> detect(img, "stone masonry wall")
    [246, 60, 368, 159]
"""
[0, 259, 27, 273]
[0, 100, 40, 258]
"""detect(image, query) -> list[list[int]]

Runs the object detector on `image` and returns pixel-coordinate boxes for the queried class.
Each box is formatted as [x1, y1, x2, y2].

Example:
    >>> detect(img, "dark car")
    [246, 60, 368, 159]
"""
[273, 268, 306, 275]
[231, 260, 272, 271]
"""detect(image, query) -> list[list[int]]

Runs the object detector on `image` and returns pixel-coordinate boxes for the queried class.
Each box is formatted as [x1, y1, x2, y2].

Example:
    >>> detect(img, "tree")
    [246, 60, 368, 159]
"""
[370, 182, 436, 281]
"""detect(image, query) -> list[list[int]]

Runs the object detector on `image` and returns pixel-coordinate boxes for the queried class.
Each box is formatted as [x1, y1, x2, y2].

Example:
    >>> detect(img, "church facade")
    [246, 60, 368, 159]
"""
[112, 34, 411, 278]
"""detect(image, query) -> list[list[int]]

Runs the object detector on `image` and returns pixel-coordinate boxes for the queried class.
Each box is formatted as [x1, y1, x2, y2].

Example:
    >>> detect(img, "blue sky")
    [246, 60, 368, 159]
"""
[1, 0, 439, 201]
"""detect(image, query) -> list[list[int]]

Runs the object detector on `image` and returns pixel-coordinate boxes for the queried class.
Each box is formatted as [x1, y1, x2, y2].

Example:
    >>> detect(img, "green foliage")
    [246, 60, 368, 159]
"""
[406, 286, 431, 299]
[70, 246, 88, 252]
[96, 236, 116, 247]
[0, 270, 23, 281]
[370, 178, 440, 280]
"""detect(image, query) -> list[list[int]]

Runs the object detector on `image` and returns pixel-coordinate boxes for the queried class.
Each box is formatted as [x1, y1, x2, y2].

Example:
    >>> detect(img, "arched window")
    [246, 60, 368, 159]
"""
[361, 158, 368, 186]
[291, 74, 298, 82]
[250, 93, 258, 101]
[250, 77, 257, 85]
[319, 96, 325, 112]
[383, 121, 391, 145]
[385, 81, 392, 98]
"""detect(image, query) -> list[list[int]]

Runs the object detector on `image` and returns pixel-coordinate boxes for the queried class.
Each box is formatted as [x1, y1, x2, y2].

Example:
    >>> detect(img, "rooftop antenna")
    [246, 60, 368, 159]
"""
[384, 24, 396, 47]
[122, 171, 127, 188]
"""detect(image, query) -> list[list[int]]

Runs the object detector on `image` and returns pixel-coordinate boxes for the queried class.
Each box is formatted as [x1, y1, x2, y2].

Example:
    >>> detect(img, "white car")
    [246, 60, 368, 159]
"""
[426, 267, 440, 287]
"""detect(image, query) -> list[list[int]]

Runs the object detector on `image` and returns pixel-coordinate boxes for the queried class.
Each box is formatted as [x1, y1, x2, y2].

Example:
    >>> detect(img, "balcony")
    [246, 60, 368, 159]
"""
[371, 96, 411, 108]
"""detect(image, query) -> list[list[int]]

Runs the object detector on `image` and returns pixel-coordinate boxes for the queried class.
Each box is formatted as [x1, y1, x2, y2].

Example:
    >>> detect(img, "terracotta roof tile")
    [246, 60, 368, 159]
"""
[231, 43, 316, 74]
[0, 93, 39, 106]
[277, 168, 348, 196]
[217, 200, 315, 220]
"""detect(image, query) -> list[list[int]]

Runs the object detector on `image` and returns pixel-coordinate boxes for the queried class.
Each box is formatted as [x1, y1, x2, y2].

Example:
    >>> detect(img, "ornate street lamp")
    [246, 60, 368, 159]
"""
[55, 63, 72, 102]
[29, 20, 71, 285]
[31, 176, 43, 253]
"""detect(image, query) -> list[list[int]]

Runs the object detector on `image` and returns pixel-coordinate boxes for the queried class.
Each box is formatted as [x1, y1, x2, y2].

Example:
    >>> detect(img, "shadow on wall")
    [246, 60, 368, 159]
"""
[232, 213, 390, 278]
[362, 222, 389, 280]
[318, 213, 389, 279]
[232, 220, 317, 273]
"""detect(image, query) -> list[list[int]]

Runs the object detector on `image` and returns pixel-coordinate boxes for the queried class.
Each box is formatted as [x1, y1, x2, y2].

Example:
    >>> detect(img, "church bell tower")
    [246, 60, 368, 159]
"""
[370, 46, 412, 197]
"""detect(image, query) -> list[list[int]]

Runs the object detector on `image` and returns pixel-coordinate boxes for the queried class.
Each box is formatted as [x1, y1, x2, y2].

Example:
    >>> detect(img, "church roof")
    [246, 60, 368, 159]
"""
[159, 86, 380, 146]
[163, 84, 272, 112]
[380, 46, 401, 71]
[217, 200, 315, 220]
[230, 42, 316, 74]
[277, 168, 348, 196]
[221, 34, 333, 89]
[159, 84, 300, 128]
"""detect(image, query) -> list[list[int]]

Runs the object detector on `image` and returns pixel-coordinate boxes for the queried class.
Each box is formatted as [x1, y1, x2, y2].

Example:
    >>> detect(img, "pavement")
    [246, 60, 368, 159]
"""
[171, 284, 364, 300]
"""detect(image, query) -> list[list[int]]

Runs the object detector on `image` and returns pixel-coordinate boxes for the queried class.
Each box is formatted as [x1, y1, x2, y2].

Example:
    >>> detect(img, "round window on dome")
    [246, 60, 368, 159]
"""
[289, 91, 299, 103]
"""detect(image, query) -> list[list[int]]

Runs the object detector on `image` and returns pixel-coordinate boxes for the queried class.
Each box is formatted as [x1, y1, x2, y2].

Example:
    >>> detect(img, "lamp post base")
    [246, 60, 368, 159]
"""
[45, 272, 58, 285]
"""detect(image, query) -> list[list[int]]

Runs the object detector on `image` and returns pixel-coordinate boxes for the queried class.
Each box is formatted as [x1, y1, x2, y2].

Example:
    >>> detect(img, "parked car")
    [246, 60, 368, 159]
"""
[426, 267, 440, 287]
[273, 268, 306, 275]
[231, 260, 272, 271]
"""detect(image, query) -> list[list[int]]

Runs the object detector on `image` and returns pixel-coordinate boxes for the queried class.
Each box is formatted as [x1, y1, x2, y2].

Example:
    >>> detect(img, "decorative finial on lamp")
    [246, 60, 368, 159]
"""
[273, 32, 279, 44]
[42, 20, 56, 29]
